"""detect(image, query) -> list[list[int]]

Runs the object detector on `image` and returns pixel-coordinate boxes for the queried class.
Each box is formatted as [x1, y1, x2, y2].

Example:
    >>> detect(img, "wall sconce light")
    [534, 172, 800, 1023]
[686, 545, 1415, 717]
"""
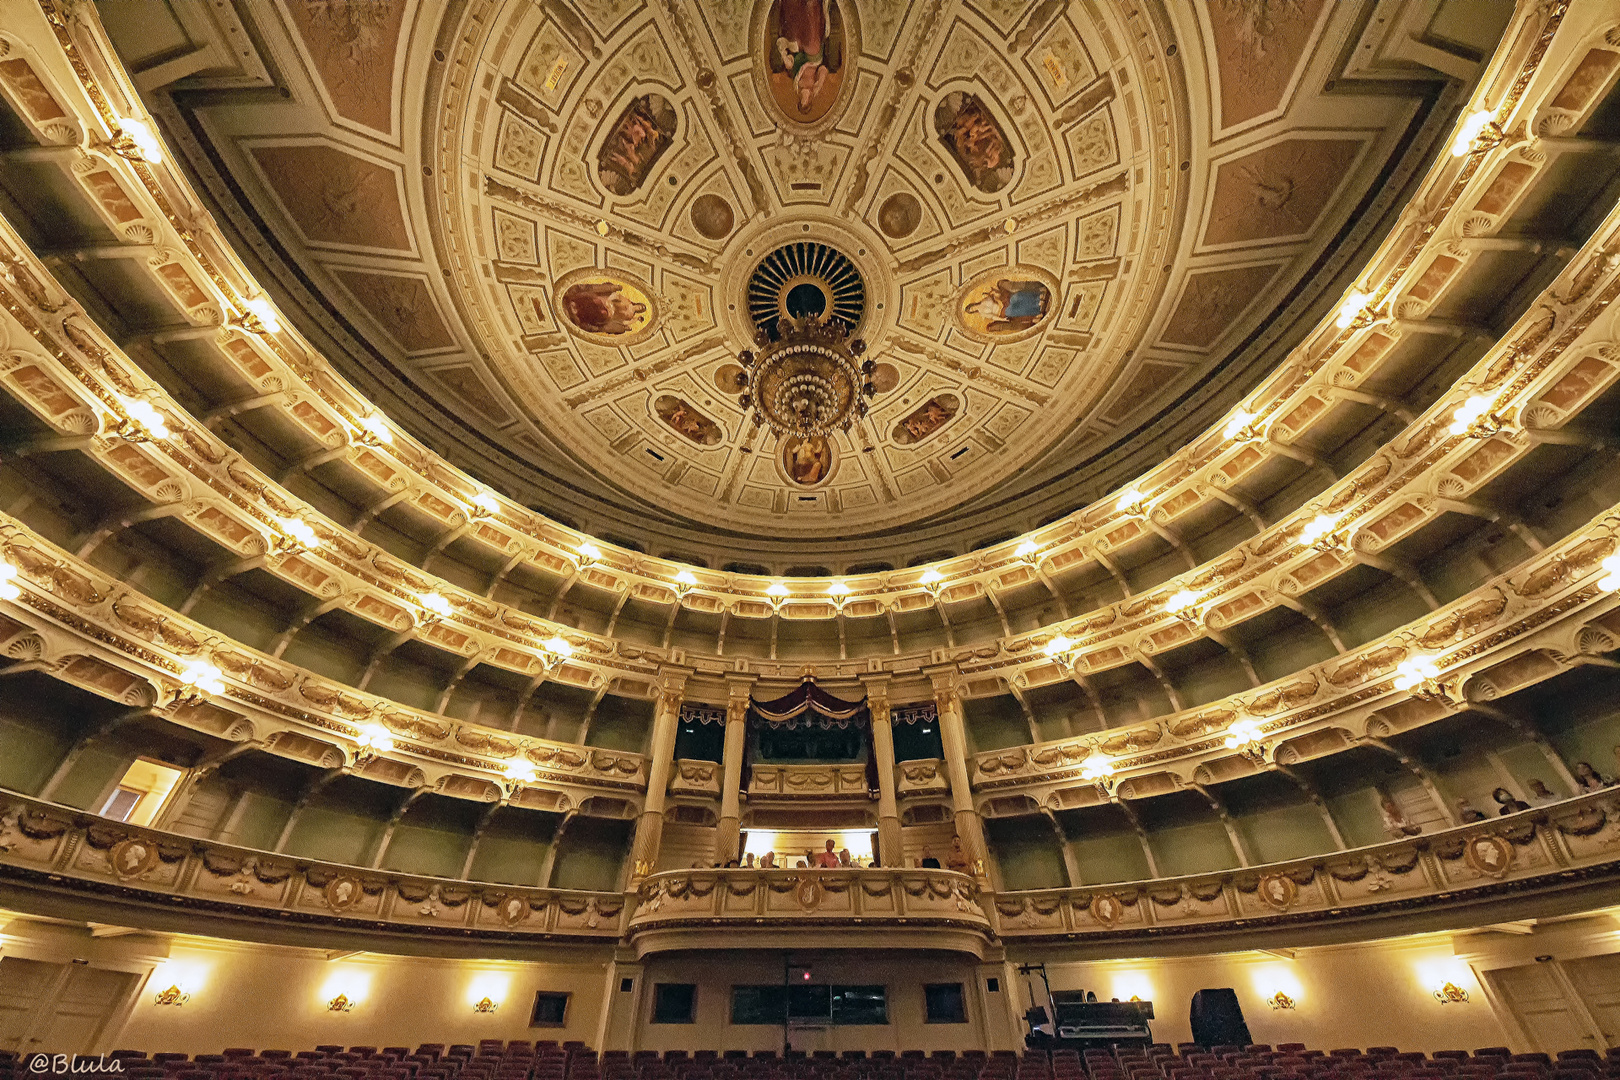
[1223, 718, 1267, 763]
[1334, 290, 1372, 330]
[1299, 513, 1343, 552]
[1451, 109, 1501, 158]
[765, 581, 790, 609]
[1266, 991, 1296, 1010]
[176, 660, 226, 703]
[673, 569, 697, 597]
[575, 542, 602, 569]
[1433, 981, 1470, 1004]
[327, 994, 355, 1013]
[0, 560, 21, 602]
[1043, 634, 1075, 661]
[1223, 410, 1259, 441]
[1165, 589, 1201, 624]
[1116, 487, 1147, 516]
[472, 996, 498, 1014]
[469, 491, 501, 518]
[419, 592, 452, 624]
[1080, 751, 1115, 792]
[504, 758, 537, 796]
[1014, 539, 1040, 563]
[919, 568, 944, 596]
[1393, 655, 1444, 699]
[1447, 394, 1501, 438]
[111, 117, 164, 164]
[357, 414, 393, 446]
[152, 985, 189, 1007]
[539, 635, 574, 673]
[276, 516, 320, 554]
[114, 396, 170, 442]
[827, 580, 850, 609]
[240, 296, 282, 335]
[1597, 555, 1620, 593]
[354, 724, 394, 766]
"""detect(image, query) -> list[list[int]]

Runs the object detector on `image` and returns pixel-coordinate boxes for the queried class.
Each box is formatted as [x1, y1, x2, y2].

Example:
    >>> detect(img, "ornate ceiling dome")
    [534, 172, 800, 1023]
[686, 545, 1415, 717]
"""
[131, 0, 1479, 566]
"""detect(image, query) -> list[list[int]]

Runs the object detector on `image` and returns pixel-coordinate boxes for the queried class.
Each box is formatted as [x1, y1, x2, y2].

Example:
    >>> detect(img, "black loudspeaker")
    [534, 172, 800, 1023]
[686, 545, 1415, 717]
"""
[1189, 988, 1252, 1048]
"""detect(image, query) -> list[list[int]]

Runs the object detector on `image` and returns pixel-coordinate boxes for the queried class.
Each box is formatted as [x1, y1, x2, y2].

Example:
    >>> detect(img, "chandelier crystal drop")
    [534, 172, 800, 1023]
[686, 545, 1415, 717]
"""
[736, 315, 879, 440]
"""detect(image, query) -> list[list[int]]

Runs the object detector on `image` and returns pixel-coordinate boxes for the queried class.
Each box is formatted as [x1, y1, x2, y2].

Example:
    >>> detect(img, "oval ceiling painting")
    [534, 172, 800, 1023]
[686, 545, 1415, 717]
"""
[761, 0, 856, 128]
[953, 265, 1059, 344]
[554, 268, 659, 347]
[781, 433, 836, 487]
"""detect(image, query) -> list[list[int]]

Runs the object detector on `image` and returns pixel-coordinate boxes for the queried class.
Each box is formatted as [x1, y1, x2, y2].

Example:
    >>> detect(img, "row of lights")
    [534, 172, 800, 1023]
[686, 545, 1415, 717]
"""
[151, 963, 514, 1015]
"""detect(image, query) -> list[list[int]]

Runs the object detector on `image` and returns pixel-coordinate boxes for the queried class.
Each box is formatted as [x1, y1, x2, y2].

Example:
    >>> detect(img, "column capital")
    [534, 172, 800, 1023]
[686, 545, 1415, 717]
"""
[724, 673, 757, 716]
[655, 664, 694, 710]
[858, 672, 891, 700]
[923, 663, 962, 708]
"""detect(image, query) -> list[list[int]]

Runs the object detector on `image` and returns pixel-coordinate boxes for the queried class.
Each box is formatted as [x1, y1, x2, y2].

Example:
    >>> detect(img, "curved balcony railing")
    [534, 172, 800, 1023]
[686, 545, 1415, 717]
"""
[626, 865, 993, 955]
[4, 785, 1620, 953]
[993, 786, 1620, 940]
[0, 789, 624, 943]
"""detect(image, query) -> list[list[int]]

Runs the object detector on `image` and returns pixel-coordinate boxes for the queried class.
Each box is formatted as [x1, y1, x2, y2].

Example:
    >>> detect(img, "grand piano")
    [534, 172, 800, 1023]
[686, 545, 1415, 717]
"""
[1026, 993, 1155, 1049]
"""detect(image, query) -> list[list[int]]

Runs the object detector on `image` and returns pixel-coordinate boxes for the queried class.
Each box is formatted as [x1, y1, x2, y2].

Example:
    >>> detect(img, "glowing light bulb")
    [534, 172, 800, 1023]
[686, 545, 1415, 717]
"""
[542, 635, 574, 659]
[1043, 635, 1074, 657]
[506, 758, 537, 783]
[244, 296, 281, 334]
[471, 491, 501, 516]
[121, 117, 163, 163]
[179, 661, 226, 696]
[827, 580, 850, 597]
[1300, 514, 1338, 546]
[420, 593, 452, 617]
[577, 542, 602, 564]
[766, 582, 789, 598]
[1223, 718, 1263, 751]
[1223, 410, 1256, 440]
[674, 569, 697, 588]
[1334, 290, 1371, 329]
[1080, 753, 1114, 781]
[1448, 394, 1492, 435]
[0, 561, 19, 601]
[1167, 589, 1199, 613]
[1116, 487, 1144, 512]
[1600, 555, 1620, 593]
[1451, 109, 1494, 157]
[280, 517, 319, 549]
[122, 397, 170, 440]
[357, 724, 394, 754]
[359, 414, 393, 444]
[1393, 656, 1441, 691]
[919, 568, 944, 587]
[1014, 539, 1039, 560]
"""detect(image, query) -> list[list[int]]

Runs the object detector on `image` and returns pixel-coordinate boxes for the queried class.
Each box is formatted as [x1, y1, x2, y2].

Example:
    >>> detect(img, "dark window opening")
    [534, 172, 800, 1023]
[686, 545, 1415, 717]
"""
[530, 992, 569, 1027]
[652, 983, 696, 1024]
[925, 982, 968, 1023]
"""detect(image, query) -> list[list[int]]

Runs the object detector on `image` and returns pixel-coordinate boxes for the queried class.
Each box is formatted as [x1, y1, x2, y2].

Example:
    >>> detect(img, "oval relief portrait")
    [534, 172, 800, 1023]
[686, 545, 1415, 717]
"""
[554, 269, 659, 347]
[760, 0, 858, 129]
[953, 265, 1059, 344]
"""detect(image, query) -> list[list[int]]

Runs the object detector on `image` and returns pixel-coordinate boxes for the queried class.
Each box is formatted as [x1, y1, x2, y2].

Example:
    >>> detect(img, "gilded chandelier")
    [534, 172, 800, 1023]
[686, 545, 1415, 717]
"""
[734, 315, 877, 440]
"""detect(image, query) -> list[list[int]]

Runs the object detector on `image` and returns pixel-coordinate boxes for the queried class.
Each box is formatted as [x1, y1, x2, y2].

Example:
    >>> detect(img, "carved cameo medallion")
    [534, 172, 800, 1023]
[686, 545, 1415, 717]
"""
[499, 894, 528, 926]
[108, 837, 158, 879]
[325, 874, 363, 911]
[795, 874, 824, 909]
[1463, 834, 1514, 878]
[1257, 873, 1298, 911]
[1088, 892, 1125, 927]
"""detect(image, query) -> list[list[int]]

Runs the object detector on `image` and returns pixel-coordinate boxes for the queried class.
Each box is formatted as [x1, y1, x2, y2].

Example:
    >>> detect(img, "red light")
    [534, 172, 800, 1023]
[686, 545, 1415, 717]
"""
[801, 972, 811, 980]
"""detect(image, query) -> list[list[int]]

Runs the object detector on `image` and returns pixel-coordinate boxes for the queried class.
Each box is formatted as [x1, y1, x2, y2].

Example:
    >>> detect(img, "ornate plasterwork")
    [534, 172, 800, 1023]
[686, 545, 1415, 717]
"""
[128, 0, 1460, 559]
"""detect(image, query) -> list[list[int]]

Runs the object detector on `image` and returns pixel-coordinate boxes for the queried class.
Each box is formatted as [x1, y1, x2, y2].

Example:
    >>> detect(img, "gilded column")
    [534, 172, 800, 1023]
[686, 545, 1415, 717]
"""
[927, 664, 988, 879]
[861, 673, 902, 866]
[714, 674, 756, 863]
[631, 665, 690, 879]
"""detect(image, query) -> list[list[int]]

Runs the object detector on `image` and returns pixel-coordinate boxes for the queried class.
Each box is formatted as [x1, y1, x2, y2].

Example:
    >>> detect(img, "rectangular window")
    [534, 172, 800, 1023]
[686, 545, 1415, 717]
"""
[530, 992, 569, 1027]
[731, 985, 887, 1025]
[924, 983, 968, 1024]
[652, 983, 696, 1024]
[99, 759, 184, 827]
[831, 985, 888, 1025]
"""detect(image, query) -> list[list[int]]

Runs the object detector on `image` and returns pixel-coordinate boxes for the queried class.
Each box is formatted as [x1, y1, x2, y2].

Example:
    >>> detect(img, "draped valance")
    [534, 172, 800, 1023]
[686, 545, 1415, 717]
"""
[748, 682, 869, 729]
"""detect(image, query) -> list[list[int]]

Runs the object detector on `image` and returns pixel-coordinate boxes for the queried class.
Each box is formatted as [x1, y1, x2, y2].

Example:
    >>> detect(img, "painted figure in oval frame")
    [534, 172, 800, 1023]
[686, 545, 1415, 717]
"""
[766, 0, 847, 125]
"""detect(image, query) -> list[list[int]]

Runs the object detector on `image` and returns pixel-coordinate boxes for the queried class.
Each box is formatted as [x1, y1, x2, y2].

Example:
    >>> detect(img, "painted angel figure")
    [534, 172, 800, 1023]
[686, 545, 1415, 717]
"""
[776, 0, 831, 114]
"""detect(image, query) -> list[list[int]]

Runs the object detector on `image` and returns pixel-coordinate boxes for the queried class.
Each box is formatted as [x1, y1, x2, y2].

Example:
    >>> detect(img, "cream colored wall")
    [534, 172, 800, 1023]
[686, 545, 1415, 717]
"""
[1030, 934, 1509, 1053]
[115, 938, 612, 1054]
